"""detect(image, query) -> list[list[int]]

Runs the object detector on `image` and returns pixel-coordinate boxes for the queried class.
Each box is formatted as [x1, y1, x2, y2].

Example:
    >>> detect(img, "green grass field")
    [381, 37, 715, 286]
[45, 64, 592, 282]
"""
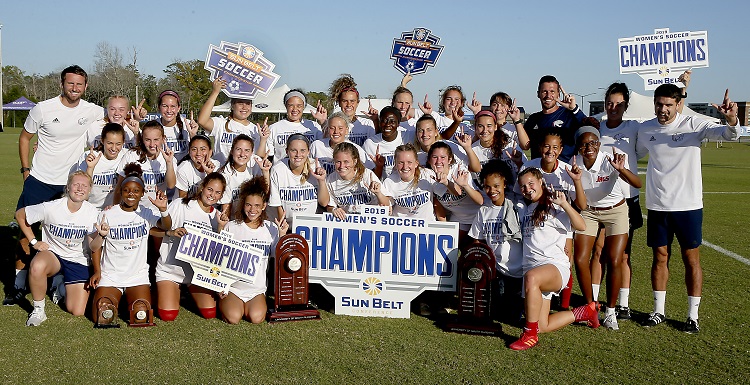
[0, 127, 748, 384]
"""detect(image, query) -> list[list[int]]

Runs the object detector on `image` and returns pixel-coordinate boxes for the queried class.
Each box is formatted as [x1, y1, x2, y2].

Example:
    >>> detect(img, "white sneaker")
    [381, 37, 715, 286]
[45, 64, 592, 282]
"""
[26, 307, 47, 327]
[603, 313, 619, 330]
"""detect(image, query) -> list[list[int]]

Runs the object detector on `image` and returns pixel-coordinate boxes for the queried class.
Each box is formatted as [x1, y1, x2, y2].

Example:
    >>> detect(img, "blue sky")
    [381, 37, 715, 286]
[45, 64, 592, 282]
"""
[2, 0, 748, 111]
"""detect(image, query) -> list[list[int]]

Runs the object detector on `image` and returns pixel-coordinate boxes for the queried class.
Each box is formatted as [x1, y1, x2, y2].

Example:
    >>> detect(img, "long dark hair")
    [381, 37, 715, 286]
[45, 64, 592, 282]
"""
[135, 120, 165, 163]
[95, 123, 126, 152]
[219, 134, 255, 175]
[518, 167, 553, 227]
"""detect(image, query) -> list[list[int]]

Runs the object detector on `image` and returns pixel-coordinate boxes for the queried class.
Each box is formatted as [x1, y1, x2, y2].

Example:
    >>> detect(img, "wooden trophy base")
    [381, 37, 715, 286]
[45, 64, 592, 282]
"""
[445, 316, 502, 337]
[268, 306, 321, 323]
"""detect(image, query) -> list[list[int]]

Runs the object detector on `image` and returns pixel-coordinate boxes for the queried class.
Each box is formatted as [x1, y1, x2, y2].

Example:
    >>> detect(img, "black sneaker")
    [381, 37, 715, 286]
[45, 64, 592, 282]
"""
[643, 312, 666, 327]
[3, 289, 26, 306]
[616, 305, 631, 320]
[682, 318, 700, 334]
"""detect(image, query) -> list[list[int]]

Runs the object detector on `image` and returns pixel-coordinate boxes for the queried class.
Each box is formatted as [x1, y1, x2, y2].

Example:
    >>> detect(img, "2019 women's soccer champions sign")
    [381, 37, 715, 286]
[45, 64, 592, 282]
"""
[618, 28, 709, 90]
[390, 28, 445, 75]
[293, 208, 459, 318]
[204, 41, 281, 99]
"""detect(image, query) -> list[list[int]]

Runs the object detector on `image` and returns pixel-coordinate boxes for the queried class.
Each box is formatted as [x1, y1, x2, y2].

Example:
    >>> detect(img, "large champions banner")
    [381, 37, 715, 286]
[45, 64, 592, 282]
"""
[618, 28, 709, 90]
[204, 41, 281, 99]
[293, 207, 459, 318]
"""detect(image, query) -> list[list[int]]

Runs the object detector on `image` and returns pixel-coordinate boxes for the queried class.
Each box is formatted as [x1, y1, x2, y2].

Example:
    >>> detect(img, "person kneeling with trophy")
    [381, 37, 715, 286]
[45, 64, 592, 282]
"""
[89, 163, 172, 327]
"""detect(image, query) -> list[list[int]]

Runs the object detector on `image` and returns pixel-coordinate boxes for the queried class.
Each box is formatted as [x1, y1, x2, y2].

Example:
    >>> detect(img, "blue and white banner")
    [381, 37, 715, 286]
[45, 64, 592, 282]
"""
[618, 28, 709, 90]
[293, 210, 459, 318]
[175, 223, 266, 294]
[204, 41, 281, 100]
[390, 28, 444, 75]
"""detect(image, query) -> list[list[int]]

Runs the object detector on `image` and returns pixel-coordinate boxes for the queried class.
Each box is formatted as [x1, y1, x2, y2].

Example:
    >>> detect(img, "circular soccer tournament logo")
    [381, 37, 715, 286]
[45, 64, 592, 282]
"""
[242, 46, 257, 60]
[362, 277, 383, 296]
[415, 28, 427, 41]
[658, 66, 670, 77]
[228, 80, 241, 92]
[210, 266, 221, 278]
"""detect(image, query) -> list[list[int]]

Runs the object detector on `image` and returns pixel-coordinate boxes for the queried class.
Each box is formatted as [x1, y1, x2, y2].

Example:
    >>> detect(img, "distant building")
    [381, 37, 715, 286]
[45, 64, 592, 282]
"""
[589, 101, 604, 116]
[689, 102, 750, 126]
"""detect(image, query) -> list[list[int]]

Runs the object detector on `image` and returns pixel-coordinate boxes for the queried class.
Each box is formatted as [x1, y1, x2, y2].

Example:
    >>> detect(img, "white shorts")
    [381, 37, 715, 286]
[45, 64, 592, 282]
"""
[522, 262, 570, 300]
[155, 256, 193, 285]
[229, 279, 267, 303]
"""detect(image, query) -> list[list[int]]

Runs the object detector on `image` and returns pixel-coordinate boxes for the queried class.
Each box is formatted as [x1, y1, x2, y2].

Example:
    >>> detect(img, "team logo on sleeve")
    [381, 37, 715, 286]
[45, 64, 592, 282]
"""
[390, 28, 445, 75]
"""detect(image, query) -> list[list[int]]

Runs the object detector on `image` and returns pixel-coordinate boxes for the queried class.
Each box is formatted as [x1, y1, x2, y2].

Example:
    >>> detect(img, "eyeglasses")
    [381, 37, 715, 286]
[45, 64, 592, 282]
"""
[580, 140, 600, 148]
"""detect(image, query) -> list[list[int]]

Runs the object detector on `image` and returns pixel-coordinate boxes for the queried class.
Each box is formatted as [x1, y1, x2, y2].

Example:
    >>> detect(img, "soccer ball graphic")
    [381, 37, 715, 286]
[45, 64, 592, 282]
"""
[228, 80, 241, 92]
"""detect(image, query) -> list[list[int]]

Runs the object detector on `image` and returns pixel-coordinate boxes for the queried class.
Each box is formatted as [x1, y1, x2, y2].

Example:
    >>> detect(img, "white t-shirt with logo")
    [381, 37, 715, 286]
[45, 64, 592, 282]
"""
[25, 198, 99, 265]
[117, 149, 170, 208]
[519, 201, 571, 273]
[326, 168, 381, 213]
[573, 150, 625, 208]
[98, 205, 160, 288]
[268, 159, 321, 226]
[598, 119, 640, 198]
[162, 117, 192, 161]
[348, 117, 377, 147]
[468, 202, 524, 278]
[362, 131, 414, 179]
[217, 156, 263, 206]
[176, 159, 221, 197]
[75, 150, 126, 209]
[382, 168, 437, 220]
[25, 97, 104, 185]
[86, 119, 137, 151]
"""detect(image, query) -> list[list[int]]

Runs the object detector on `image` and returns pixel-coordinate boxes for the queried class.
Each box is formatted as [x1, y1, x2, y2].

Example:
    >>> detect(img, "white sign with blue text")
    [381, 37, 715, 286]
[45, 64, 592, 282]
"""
[293, 209, 459, 318]
[175, 223, 266, 294]
[618, 28, 709, 90]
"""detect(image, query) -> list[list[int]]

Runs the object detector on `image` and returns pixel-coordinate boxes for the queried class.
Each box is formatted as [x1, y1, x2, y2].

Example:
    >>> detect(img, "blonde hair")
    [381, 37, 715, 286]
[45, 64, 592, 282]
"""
[65, 171, 92, 197]
[394, 143, 421, 189]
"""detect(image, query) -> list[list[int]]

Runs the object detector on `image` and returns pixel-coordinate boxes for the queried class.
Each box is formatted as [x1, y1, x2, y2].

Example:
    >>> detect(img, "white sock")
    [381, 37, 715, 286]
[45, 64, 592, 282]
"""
[33, 299, 45, 310]
[606, 307, 616, 316]
[592, 284, 601, 302]
[688, 296, 701, 320]
[619, 288, 630, 308]
[14, 270, 28, 290]
[653, 290, 666, 315]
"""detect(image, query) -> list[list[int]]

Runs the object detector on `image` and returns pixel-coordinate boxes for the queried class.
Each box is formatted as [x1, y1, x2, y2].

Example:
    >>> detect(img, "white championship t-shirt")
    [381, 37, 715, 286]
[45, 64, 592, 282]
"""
[467, 202, 524, 278]
[362, 131, 414, 179]
[224, 220, 278, 301]
[310, 138, 374, 176]
[208, 117, 259, 165]
[598, 119, 640, 198]
[98, 205, 160, 288]
[326, 168, 382, 213]
[268, 159, 321, 226]
[176, 159, 221, 197]
[86, 119, 137, 150]
[162, 117, 193, 161]
[268, 119, 323, 161]
[382, 168, 437, 220]
[25, 198, 99, 265]
[75, 149, 126, 209]
[117, 149, 170, 208]
[519, 201, 571, 272]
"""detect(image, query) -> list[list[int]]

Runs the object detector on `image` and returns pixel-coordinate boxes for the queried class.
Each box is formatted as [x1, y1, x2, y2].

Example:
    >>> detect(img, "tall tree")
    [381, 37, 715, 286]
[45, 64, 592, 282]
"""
[162, 59, 211, 114]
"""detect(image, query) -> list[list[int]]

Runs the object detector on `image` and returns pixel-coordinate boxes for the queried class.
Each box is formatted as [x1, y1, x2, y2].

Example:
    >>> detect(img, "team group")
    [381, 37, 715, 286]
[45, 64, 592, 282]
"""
[6, 64, 740, 350]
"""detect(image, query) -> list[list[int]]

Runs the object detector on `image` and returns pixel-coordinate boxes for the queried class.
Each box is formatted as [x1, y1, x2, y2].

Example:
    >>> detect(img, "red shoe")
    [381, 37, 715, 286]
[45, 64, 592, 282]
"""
[585, 302, 600, 329]
[509, 331, 539, 351]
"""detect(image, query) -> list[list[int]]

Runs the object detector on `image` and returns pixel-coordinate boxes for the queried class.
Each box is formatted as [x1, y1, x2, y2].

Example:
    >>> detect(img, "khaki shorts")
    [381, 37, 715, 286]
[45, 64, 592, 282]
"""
[578, 200, 629, 237]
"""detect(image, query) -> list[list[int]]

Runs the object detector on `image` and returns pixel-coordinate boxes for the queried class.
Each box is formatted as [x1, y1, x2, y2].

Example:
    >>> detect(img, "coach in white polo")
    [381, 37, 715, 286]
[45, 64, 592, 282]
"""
[636, 84, 739, 334]
[5, 65, 103, 306]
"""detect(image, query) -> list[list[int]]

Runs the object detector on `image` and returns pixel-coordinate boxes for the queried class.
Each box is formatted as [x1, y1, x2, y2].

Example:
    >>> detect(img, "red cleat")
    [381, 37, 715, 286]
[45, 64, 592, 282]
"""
[509, 331, 539, 351]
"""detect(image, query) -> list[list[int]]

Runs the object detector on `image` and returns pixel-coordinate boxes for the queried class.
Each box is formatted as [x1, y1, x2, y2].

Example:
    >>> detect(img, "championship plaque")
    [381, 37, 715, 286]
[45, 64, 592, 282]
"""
[128, 298, 156, 327]
[445, 242, 501, 336]
[94, 296, 120, 329]
[268, 234, 321, 323]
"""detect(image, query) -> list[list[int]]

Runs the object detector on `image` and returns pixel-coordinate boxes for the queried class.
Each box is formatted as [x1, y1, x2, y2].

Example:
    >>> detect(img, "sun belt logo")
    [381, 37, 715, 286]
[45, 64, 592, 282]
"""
[362, 277, 383, 296]
[209, 266, 221, 278]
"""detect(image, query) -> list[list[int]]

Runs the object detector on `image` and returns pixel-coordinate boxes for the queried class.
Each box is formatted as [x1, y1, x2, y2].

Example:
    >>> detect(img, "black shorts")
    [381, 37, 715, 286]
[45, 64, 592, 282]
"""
[646, 209, 703, 250]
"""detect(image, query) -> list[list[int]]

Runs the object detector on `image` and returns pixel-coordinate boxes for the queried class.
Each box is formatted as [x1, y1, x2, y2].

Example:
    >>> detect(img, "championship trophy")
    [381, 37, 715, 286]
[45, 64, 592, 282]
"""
[445, 242, 502, 336]
[268, 234, 321, 323]
[128, 298, 156, 327]
[94, 296, 120, 329]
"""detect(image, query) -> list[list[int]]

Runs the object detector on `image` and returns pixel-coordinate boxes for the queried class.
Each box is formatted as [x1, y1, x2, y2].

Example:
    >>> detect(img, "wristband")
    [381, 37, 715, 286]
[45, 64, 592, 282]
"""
[160, 210, 169, 218]
[29, 238, 38, 246]
[570, 105, 579, 114]
[20, 167, 30, 174]
[513, 119, 524, 125]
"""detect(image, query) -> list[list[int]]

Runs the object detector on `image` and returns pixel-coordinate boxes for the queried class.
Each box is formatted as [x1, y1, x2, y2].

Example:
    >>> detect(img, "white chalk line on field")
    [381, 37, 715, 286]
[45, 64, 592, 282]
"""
[641, 214, 750, 266]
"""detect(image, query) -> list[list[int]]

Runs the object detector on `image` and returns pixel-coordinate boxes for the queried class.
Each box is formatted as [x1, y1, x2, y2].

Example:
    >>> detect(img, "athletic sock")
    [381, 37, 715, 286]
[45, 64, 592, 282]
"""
[33, 299, 45, 311]
[653, 290, 666, 315]
[687, 296, 701, 320]
[592, 284, 601, 302]
[619, 288, 630, 308]
[606, 307, 616, 316]
[525, 321, 539, 337]
[14, 270, 28, 290]
[199, 307, 217, 319]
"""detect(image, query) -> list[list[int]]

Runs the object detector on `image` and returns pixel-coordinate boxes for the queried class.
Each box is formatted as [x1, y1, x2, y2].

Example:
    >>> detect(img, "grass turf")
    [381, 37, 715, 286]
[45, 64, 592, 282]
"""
[0, 127, 748, 384]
